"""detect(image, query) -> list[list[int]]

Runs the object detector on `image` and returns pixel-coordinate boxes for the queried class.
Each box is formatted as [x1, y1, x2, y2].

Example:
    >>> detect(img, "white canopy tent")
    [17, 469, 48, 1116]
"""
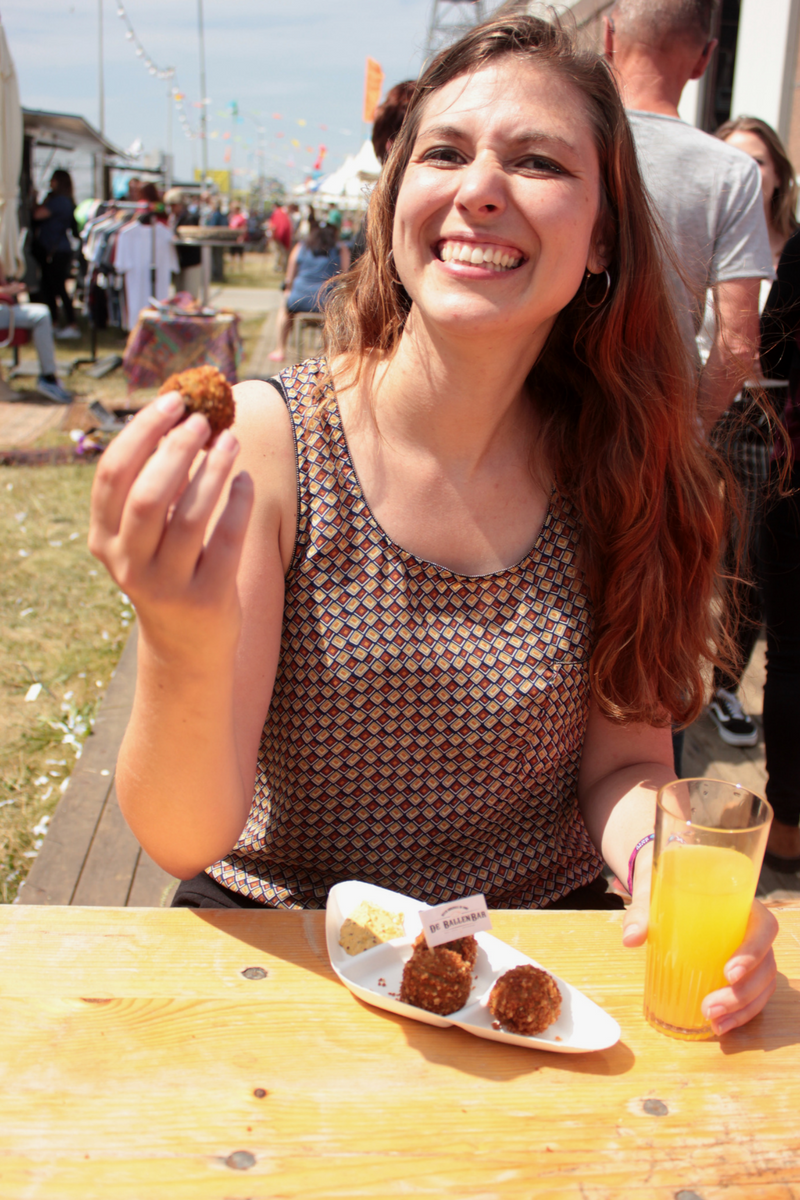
[301, 139, 382, 209]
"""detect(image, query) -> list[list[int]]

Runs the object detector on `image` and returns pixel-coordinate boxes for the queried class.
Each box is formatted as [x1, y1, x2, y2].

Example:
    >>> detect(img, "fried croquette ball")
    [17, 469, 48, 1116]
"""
[158, 365, 235, 436]
[413, 931, 478, 968]
[488, 965, 562, 1035]
[400, 945, 472, 1015]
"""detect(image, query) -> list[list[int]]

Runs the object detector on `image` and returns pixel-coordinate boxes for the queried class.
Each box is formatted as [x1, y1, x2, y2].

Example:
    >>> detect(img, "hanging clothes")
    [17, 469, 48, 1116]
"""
[114, 219, 178, 330]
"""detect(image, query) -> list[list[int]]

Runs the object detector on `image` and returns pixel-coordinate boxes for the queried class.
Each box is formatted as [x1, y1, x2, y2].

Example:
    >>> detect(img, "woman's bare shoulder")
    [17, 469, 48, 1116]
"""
[230, 379, 297, 572]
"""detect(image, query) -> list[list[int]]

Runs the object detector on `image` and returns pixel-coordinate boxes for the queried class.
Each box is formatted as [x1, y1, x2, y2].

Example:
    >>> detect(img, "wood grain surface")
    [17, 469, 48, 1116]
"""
[1, 905, 798, 1199]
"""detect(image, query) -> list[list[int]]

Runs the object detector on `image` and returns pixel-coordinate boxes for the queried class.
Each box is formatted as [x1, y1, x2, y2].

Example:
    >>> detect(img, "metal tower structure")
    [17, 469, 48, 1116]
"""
[424, 0, 488, 64]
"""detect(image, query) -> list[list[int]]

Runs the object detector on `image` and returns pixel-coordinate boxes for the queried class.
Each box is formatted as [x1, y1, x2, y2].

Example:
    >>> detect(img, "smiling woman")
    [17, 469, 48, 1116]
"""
[88, 13, 778, 1037]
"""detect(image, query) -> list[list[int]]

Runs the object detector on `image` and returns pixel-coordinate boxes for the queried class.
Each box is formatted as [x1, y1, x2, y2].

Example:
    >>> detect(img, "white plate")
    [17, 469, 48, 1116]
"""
[326, 880, 621, 1054]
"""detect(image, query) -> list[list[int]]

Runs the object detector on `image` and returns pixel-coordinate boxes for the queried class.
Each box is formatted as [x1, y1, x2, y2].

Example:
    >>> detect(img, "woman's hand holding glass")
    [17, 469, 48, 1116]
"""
[622, 846, 778, 1037]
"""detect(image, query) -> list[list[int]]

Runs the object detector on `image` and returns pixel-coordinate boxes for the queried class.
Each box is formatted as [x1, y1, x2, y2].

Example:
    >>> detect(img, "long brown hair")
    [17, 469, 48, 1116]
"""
[325, 12, 729, 728]
[716, 115, 799, 243]
[49, 169, 74, 200]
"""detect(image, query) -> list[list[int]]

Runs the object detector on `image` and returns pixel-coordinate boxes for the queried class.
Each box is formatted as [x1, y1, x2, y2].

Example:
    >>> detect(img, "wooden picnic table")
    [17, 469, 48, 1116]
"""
[1, 903, 798, 1198]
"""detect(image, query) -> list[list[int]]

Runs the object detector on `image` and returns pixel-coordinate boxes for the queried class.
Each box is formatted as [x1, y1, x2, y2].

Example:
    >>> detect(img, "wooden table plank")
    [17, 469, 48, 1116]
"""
[0, 906, 798, 1199]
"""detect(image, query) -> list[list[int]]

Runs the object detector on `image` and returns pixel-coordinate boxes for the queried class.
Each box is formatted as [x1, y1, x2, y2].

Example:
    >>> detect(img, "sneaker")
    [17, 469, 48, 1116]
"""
[36, 377, 73, 404]
[708, 688, 758, 747]
[54, 325, 81, 340]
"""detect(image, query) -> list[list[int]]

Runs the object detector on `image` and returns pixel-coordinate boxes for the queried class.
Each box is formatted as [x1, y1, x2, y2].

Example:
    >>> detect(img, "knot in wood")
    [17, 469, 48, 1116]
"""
[240, 967, 268, 980]
[643, 1098, 669, 1116]
[225, 1150, 256, 1170]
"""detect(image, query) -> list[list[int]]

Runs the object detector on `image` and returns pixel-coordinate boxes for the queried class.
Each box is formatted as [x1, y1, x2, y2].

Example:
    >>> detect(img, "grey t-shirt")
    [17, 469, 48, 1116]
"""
[628, 110, 773, 356]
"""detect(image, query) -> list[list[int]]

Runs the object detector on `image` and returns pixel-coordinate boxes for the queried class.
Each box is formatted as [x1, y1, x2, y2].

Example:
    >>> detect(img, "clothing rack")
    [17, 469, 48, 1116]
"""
[75, 201, 166, 375]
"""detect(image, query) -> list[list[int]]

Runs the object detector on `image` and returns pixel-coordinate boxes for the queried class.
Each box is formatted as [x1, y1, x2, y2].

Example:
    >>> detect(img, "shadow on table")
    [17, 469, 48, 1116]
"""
[188, 908, 336, 980]
[348, 993, 636, 1080]
[719, 973, 800, 1055]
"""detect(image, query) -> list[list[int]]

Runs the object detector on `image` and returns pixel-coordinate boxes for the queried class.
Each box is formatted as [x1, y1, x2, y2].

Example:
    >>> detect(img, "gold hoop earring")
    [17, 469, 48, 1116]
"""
[584, 268, 612, 309]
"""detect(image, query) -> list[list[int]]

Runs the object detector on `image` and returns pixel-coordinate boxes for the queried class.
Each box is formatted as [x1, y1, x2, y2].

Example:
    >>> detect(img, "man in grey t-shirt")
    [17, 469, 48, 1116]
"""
[605, 0, 774, 761]
[605, 0, 773, 431]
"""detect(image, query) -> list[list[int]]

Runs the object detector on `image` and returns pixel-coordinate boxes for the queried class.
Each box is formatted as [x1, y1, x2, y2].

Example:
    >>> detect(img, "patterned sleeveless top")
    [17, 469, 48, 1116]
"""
[208, 358, 603, 908]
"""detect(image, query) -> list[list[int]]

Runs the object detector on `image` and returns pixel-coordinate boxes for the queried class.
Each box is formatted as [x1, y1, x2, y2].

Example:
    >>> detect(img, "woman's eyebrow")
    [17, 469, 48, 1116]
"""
[416, 122, 467, 142]
[507, 129, 580, 155]
[417, 122, 579, 156]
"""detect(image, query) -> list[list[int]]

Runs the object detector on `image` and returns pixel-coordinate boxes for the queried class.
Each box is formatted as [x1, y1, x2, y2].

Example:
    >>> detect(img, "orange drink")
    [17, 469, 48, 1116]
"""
[643, 779, 772, 1040]
[644, 843, 756, 1038]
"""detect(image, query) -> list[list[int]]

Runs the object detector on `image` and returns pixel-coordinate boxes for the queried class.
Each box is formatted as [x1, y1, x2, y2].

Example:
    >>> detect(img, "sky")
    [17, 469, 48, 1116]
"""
[4, 0, 504, 193]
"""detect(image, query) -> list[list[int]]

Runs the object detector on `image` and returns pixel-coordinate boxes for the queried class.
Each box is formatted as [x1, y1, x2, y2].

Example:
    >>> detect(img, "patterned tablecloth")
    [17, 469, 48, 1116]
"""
[123, 309, 242, 391]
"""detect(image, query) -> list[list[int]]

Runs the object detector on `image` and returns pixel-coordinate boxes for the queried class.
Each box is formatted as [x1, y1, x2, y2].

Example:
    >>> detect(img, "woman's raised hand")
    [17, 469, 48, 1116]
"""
[88, 391, 254, 664]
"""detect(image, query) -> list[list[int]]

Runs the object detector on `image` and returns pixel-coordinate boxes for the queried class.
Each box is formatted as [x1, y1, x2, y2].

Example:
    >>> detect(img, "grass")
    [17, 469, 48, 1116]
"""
[0, 263, 279, 901]
[0, 463, 126, 903]
[221, 250, 285, 289]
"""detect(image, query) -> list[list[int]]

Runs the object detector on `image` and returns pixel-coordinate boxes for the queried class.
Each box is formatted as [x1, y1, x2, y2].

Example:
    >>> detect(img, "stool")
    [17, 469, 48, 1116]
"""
[293, 311, 324, 361]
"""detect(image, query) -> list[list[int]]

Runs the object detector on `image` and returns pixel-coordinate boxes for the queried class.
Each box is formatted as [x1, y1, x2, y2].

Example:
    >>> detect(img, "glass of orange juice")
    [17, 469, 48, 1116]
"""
[644, 778, 772, 1040]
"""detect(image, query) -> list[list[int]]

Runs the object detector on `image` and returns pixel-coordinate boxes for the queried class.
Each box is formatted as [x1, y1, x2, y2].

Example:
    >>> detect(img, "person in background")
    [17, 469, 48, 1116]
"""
[755, 229, 800, 871]
[372, 79, 416, 163]
[268, 204, 293, 273]
[705, 117, 799, 748]
[165, 187, 202, 301]
[228, 201, 248, 262]
[139, 182, 167, 218]
[753, 206, 800, 868]
[204, 197, 228, 283]
[0, 264, 72, 403]
[126, 178, 143, 202]
[350, 79, 417, 266]
[268, 216, 349, 362]
[32, 169, 79, 340]
[604, 0, 773, 771]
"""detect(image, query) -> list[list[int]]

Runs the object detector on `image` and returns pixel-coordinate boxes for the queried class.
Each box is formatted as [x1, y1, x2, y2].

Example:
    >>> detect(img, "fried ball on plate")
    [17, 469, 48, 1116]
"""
[413, 931, 478, 968]
[400, 945, 472, 1015]
[158, 365, 235, 436]
[488, 964, 562, 1035]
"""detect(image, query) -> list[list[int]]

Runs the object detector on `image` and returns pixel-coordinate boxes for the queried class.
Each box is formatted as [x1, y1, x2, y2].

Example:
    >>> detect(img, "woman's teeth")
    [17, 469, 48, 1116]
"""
[438, 242, 522, 270]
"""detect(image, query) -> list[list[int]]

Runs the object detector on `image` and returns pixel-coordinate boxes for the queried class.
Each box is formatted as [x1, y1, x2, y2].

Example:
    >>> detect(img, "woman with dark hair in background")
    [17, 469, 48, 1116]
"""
[90, 14, 777, 1034]
[350, 79, 417, 267]
[703, 117, 799, 748]
[32, 169, 79, 339]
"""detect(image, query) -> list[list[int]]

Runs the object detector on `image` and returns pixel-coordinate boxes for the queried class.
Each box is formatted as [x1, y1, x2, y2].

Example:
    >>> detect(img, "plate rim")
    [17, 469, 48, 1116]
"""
[325, 880, 621, 1053]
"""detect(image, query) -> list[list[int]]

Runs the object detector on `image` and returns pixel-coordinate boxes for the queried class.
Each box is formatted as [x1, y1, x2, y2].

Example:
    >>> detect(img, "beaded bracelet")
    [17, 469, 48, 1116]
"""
[627, 833, 655, 896]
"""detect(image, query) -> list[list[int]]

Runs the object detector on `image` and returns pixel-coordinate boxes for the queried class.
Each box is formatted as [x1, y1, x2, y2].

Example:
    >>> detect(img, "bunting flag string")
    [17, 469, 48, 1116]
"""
[109, 15, 385, 179]
[114, 3, 174, 81]
[114, 2, 203, 142]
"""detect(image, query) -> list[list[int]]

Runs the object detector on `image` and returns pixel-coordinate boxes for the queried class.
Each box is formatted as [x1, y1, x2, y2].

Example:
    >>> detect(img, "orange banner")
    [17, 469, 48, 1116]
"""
[363, 57, 385, 124]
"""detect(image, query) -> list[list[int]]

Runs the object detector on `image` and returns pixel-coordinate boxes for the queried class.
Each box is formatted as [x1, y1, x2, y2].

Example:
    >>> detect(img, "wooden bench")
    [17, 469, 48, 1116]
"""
[16, 626, 800, 907]
[17, 628, 179, 908]
[293, 311, 324, 361]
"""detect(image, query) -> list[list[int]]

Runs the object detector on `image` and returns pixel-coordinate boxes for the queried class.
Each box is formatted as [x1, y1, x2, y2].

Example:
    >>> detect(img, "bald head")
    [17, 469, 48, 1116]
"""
[611, 0, 716, 52]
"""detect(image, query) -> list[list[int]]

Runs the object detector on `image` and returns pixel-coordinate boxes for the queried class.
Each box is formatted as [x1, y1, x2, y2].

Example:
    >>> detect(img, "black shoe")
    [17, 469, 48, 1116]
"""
[708, 688, 758, 747]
